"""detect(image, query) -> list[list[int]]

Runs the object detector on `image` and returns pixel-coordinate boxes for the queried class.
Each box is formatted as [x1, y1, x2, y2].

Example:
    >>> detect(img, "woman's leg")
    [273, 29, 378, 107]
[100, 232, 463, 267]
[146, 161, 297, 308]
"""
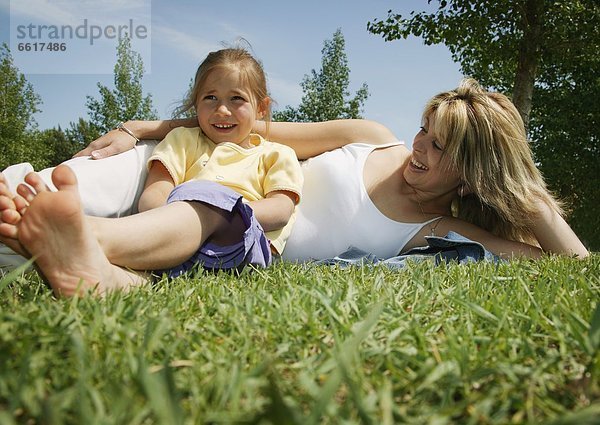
[0, 175, 30, 258]
[0, 198, 27, 258]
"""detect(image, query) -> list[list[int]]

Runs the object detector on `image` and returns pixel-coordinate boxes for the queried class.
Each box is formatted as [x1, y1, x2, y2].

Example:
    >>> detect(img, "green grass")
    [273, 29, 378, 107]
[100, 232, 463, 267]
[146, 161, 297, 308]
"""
[1, 255, 599, 424]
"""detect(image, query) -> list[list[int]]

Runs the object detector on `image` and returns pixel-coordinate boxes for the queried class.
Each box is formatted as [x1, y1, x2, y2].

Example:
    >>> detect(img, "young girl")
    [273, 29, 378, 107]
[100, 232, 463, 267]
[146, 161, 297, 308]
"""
[0, 47, 303, 295]
[137, 47, 302, 275]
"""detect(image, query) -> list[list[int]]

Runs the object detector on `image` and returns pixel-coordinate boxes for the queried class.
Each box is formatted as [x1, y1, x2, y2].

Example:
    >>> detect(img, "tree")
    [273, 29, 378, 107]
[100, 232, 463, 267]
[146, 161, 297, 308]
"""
[85, 35, 158, 135]
[65, 118, 103, 150]
[39, 126, 80, 166]
[273, 29, 369, 122]
[15, 126, 78, 170]
[0, 43, 42, 169]
[367, 0, 600, 249]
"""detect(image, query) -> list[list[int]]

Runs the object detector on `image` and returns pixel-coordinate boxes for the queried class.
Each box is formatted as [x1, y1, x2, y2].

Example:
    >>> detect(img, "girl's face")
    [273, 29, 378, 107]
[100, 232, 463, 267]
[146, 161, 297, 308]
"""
[195, 68, 267, 148]
[404, 115, 461, 197]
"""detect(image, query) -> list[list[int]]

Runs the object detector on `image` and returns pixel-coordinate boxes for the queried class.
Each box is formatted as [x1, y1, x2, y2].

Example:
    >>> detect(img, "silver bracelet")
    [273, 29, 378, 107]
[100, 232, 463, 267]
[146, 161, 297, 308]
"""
[116, 122, 140, 143]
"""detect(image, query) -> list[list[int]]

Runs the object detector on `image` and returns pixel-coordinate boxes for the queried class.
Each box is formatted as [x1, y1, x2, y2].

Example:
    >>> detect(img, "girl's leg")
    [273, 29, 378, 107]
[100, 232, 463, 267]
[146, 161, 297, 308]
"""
[91, 200, 245, 271]
[17, 165, 150, 297]
[0, 142, 156, 272]
[20, 165, 246, 274]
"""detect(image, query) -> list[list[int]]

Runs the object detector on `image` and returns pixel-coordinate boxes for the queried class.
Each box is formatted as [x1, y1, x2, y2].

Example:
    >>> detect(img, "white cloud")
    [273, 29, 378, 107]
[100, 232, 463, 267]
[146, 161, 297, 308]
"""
[268, 73, 302, 109]
[10, 0, 76, 26]
[9, 0, 150, 26]
[152, 24, 219, 62]
[150, 16, 302, 109]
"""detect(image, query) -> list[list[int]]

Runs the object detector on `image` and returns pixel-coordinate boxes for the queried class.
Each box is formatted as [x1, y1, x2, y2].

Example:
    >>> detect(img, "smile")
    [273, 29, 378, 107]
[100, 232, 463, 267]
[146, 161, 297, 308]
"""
[410, 158, 429, 171]
[213, 123, 235, 129]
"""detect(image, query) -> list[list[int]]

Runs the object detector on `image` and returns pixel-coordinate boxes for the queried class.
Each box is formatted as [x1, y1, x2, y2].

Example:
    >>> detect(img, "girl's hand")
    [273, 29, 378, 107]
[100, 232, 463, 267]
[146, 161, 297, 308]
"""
[73, 128, 138, 159]
[248, 191, 297, 232]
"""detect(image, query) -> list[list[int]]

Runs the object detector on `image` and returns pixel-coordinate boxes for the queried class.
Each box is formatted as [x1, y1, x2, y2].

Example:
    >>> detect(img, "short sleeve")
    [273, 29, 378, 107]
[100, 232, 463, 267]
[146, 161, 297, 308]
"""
[147, 127, 198, 185]
[262, 144, 304, 204]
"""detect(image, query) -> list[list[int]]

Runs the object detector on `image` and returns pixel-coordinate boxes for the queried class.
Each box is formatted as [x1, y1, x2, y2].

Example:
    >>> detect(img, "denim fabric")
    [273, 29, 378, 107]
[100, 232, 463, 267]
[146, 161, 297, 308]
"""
[310, 231, 500, 269]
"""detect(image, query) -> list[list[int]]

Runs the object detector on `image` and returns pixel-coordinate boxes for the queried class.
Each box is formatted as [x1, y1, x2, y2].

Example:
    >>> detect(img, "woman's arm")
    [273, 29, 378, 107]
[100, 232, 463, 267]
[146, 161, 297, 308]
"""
[75, 118, 399, 161]
[530, 200, 589, 258]
[418, 217, 545, 260]
[254, 119, 399, 160]
[421, 208, 588, 260]
[73, 118, 198, 159]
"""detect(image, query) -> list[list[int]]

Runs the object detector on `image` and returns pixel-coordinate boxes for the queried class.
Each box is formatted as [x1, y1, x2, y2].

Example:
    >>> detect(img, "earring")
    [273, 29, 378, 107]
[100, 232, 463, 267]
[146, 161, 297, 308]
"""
[451, 197, 459, 217]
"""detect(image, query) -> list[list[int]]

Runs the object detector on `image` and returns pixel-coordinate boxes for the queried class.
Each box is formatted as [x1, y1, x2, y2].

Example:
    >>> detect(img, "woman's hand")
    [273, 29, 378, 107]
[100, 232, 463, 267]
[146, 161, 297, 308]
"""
[73, 118, 199, 159]
[73, 128, 138, 159]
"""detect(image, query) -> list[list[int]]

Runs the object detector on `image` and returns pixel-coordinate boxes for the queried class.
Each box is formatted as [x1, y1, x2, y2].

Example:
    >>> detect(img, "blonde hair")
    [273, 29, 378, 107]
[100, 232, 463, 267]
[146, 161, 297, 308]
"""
[176, 47, 271, 133]
[424, 78, 562, 244]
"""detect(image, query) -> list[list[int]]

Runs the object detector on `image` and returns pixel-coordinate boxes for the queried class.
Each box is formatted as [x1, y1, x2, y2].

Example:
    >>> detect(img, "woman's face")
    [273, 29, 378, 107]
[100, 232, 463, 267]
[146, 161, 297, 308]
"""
[195, 68, 266, 148]
[404, 115, 461, 196]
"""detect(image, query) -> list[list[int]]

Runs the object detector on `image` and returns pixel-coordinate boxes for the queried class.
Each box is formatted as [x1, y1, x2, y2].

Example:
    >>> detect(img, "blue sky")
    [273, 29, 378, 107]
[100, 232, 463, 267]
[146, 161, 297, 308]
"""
[1, 0, 463, 145]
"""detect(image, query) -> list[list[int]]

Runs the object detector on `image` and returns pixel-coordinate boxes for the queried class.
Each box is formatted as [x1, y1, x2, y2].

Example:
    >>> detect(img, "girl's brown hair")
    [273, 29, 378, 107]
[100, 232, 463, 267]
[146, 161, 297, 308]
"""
[176, 46, 271, 132]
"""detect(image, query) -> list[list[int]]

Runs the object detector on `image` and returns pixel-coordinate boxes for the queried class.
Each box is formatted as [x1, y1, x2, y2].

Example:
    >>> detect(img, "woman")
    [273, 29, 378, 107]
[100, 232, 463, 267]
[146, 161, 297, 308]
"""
[0, 79, 588, 296]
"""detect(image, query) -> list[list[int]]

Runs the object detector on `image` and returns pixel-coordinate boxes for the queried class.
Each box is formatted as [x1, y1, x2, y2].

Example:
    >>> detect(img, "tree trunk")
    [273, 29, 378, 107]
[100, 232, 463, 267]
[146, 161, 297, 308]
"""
[512, 0, 544, 130]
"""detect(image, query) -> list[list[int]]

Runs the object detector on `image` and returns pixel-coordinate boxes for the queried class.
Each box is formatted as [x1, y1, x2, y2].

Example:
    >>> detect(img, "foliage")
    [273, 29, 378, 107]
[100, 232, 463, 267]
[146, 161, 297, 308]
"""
[1, 35, 158, 171]
[530, 60, 600, 250]
[0, 44, 42, 170]
[64, 118, 103, 152]
[368, 1, 532, 104]
[14, 127, 67, 171]
[85, 35, 158, 134]
[367, 0, 600, 250]
[0, 46, 76, 171]
[273, 29, 369, 122]
[33, 127, 84, 168]
[0, 257, 598, 423]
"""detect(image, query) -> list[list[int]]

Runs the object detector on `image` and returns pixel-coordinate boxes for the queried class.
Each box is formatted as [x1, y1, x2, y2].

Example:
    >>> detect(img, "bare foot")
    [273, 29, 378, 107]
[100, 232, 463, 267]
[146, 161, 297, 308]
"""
[0, 177, 30, 257]
[0, 170, 57, 257]
[18, 170, 53, 203]
[17, 165, 149, 297]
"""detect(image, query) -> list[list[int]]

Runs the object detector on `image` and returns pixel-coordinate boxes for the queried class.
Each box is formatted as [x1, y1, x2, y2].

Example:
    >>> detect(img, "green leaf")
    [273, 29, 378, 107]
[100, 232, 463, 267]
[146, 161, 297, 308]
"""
[589, 302, 600, 352]
[0, 258, 35, 293]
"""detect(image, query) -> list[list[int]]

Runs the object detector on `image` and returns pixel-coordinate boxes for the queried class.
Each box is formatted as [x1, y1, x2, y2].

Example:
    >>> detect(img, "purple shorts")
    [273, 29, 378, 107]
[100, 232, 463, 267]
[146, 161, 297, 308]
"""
[160, 180, 272, 278]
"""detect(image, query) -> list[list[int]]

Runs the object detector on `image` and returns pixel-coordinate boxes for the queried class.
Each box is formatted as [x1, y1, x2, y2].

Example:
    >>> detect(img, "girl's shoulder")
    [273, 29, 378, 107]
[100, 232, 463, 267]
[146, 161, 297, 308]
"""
[165, 126, 201, 140]
[261, 137, 297, 155]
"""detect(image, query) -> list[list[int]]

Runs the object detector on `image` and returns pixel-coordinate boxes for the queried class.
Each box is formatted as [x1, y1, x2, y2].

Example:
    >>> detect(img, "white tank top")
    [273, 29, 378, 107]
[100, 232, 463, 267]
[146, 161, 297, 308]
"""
[282, 142, 440, 261]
